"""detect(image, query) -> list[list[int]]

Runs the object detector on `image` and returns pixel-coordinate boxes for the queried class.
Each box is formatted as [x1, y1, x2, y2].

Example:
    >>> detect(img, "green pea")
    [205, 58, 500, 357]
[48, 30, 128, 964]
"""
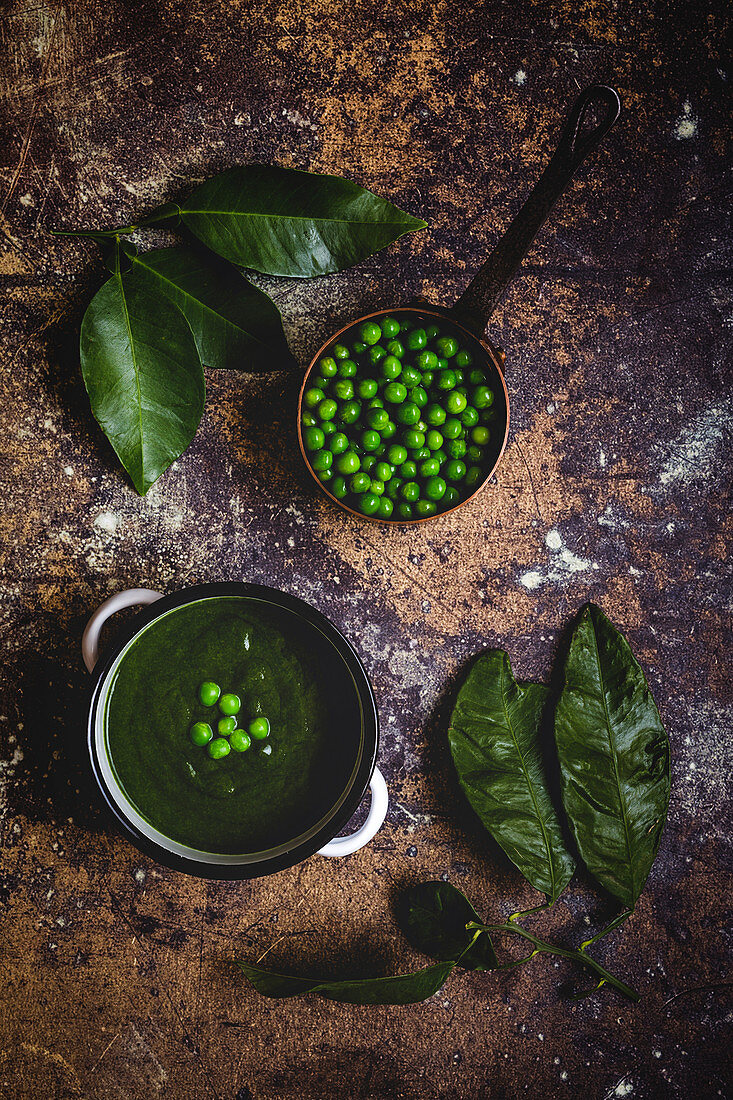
[397, 402, 421, 426]
[386, 339, 405, 358]
[402, 429, 425, 450]
[381, 316, 400, 337]
[230, 729, 251, 752]
[367, 345, 387, 366]
[444, 486, 460, 507]
[409, 385, 428, 409]
[357, 377, 378, 399]
[337, 451, 361, 475]
[387, 444, 407, 466]
[455, 349, 473, 368]
[190, 722, 213, 746]
[401, 365, 421, 387]
[384, 381, 407, 404]
[331, 476, 348, 499]
[380, 355, 402, 381]
[318, 357, 338, 378]
[426, 429, 443, 451]
[359, 321, 382, 346]
[318, 398, 338, 421]
[401, 480, 420, 502]
[445, 391, 467, 415]
[420, 457, 441, 478]
[311, 449, 332, 472]
[311, 375, 327, 389]
[321, 420, 337, 437]
[426, 323, 440, 338]
[425, 403, 447, 426]
[432, 448, 447, 466]
[218, 715, 237, 736]
[208, 737, 231, 759]
[420, 370, 435, 387]
[436, 358, 448, 372]
[452, 369, 464, 385]
[399, 460, 417, 478]
[301, 411, 318, 429]
[374, 461, 392, 482]
[471, 426, 490, 445]
[370, 479, 385, 496]
[460, 405, 479, 428]
[416, 419, 428, 433]
[332, 343, 350, 360]
[465, 465, 483, 489]
[469, 368, 485, 385]
[442, 417, 462, 439]
[435, 370, 456, 391]
[341, 400, 363, 425]
[338, 359, 358, 378]
[415, 499, 438, 517]
[412, 446, 431, 461]
[365, 406, 389, 431]
[424, 476, 446, 501]
[377, 497, 394, 519]
[373, 441, 387, 457]
[435, 336, 458, 358]
[473, 385, 494, 409]
[415, 349, 438, 370]
[317, 469, 332, 483]
[329, 432, 349, 455]
[350, 472, 371, 494]
[198, 681, 221, 707]
[352, 341, 367, 355]
[406, 328, 427, 351]
[357, 492, 380, 515]
[362, 454, 377, 472]
[249, 716, 271, 740]
[361, 429, 381, 451]
[333, 378, 354, 401]
[303, 386, 323, 409]
[303, 426, 325, 452]
[381, 420, 397, 439]
[397, 501, 414, 519]
[219, 693, 241, 716]
[444, 459, 466, 482]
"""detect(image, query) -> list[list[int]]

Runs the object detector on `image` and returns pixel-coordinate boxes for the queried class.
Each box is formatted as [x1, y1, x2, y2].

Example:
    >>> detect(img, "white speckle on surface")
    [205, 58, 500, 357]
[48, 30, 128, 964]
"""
[20, 192, 33, 206]
[656, 399, 732, 490]
[546, 403, 556, 414]
[94, 511, 119, 535]
[545, 529, 562, 551]
[134, 868, 146, 885]
[234, 111, 250, 126]
[520, 570, 544, 591]
[560, 1071, 568, 1081]
[0, 744, 24, 818]
[512, 69, 527, 85]
[653, 1050, 662, 1059]
[559, 546, 592, 573]
[63, 465, 74, 476]
[519, 530, 595, 589]
[262, 744, 273, 756]
[629, 566, 642, 576]
[599, 447, 606, 468]
[282, 107, 318, 131]
[614, 1081, 634, 1097]
[674, 99, 698, 139]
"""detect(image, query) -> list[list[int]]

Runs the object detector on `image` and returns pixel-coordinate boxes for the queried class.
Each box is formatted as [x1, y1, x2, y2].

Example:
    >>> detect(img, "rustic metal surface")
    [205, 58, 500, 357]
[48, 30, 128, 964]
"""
[1, 1, 731, 1098]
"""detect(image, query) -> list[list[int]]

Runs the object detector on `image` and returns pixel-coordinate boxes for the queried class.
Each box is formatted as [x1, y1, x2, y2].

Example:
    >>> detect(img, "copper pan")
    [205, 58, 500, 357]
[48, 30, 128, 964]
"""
[298, 85, 621, 524]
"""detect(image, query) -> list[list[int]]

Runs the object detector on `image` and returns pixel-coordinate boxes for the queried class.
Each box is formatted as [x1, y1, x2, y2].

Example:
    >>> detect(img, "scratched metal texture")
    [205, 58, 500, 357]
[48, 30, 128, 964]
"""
[0, 1, 731, 1097]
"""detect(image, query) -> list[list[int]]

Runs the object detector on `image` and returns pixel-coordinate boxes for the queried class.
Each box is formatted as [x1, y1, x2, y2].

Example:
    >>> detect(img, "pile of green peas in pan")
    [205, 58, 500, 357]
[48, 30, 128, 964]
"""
[190, 681, 272, 760]
[301, 314, 496, 520]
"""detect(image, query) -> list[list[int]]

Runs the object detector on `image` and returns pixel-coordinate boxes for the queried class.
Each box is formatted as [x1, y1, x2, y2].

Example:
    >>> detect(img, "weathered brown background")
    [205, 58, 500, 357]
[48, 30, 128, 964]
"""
[1, 1, 731, 1097]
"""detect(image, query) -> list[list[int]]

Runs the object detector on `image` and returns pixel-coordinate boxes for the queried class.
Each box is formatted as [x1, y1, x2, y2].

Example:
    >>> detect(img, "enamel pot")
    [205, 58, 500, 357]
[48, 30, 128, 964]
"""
[298, 85, 621, 523]
[83, 583, 387, 879]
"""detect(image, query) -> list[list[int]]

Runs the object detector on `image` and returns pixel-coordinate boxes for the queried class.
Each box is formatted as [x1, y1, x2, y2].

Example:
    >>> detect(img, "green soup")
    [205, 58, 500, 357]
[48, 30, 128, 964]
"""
[105, 597, 362, 854]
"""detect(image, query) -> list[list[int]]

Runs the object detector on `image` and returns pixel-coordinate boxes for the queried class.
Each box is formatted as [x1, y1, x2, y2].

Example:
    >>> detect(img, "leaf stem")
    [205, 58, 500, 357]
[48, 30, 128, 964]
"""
[467, 921, 639, 1002]
[580, 909, 632, 951]
[508, 902, 549, 923]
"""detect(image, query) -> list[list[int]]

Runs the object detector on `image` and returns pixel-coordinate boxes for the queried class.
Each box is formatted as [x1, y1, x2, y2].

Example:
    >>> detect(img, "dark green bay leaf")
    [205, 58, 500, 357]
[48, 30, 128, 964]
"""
[238, 958, 456, 1005]
[80, 269, 205, 495]
[131, 247, 295, 371]
[398, 881, 498, 970]
[171, 165, 426, 277]
[554, 604, 670, 910]
[449, 650, 576, 904]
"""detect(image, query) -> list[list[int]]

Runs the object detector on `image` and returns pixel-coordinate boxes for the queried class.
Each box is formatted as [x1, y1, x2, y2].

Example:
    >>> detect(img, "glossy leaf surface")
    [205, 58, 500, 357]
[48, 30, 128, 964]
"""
[131, 247, 295, 371]
[238, 959, 456, 1005]
[554, 604, 670, 909]
[449, 650, 575, 903]
[398, 881, 498, 970]
[174, 165, 426, 277]
[80, 269, 204, 494]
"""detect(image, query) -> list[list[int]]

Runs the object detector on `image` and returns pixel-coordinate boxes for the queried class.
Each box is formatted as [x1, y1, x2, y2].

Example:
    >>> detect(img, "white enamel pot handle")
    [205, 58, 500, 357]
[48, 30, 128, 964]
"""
[317, 766, 388, 858]
[82, 588, 164, 673]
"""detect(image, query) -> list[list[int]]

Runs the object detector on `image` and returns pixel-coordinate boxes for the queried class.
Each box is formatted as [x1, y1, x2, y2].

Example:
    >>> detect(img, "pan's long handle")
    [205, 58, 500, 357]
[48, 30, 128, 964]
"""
[451, 85, 620, 334]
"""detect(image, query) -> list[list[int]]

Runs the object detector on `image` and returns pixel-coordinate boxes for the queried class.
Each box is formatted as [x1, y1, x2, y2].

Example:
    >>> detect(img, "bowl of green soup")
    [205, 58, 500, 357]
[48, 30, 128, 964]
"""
[83, 584, 386, 878]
